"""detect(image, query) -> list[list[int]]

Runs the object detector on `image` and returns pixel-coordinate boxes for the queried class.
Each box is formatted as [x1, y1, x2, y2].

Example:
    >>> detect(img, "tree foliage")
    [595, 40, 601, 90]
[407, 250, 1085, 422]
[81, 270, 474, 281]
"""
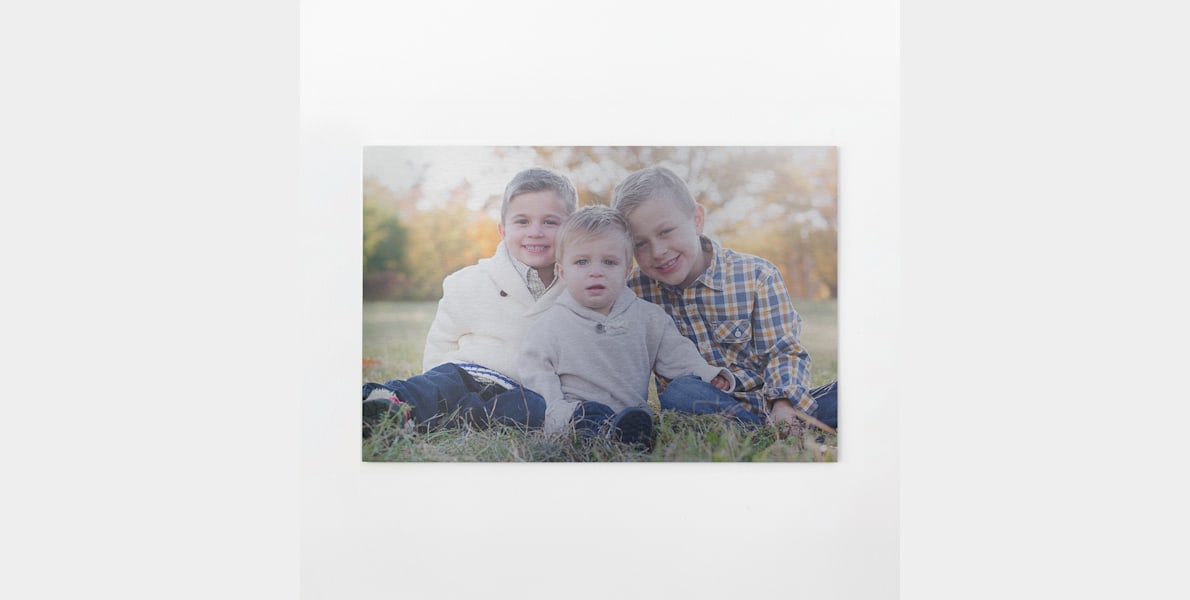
[363, 174, 502, 300]
[401, 196, 502, 300]
[363, 147, 838, 301]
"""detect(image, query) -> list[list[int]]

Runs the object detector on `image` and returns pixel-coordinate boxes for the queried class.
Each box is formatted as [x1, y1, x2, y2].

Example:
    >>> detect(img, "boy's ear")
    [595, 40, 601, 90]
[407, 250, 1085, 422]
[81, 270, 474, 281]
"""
[693, 204, 706, 234]
[554, 263, 564, 280]
[497, 222, 506, 239]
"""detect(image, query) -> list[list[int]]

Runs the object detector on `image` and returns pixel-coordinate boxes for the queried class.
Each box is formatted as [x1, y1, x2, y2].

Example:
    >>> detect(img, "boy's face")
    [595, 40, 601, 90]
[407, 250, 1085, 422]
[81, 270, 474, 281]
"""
[624, 196, 709, 289]
[499, 190, 569, 272]
[557, 233, 630, 315]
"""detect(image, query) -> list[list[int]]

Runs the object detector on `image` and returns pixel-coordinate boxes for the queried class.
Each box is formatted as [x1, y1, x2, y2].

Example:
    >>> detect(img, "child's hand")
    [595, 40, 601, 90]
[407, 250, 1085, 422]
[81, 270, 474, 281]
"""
[767, 399, 836, 438]
[710, 374, 731, 391]
[767, 398, 799, 432]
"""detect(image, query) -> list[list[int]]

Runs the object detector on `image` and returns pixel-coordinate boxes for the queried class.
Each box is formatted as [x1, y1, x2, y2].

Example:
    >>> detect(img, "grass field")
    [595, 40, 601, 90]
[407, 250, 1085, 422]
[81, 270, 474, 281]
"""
[362, 299, 838, 462]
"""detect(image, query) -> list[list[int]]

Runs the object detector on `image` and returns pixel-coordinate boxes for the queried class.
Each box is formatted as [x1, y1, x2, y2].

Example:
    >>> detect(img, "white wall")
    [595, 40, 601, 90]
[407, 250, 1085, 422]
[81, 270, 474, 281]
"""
[301, 2, 900, 599]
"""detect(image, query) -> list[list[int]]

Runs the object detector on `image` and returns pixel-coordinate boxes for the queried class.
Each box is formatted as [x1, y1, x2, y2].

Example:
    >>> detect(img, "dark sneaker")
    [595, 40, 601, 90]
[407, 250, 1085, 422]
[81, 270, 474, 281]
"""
[610, 407, 655, 450]
[362, 394, 409, 439]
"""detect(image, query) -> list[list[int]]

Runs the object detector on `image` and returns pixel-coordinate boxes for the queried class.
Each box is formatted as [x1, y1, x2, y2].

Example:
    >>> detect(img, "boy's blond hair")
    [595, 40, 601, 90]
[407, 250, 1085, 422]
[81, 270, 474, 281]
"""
[501, 167, 579, 221]
[610, 166, 698, 218]
[554, 205, 633, 265]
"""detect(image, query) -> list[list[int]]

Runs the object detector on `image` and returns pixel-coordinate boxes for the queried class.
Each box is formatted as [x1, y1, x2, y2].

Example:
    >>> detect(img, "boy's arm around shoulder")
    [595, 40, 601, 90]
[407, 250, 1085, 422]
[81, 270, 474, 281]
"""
[516, 319, 574, 435]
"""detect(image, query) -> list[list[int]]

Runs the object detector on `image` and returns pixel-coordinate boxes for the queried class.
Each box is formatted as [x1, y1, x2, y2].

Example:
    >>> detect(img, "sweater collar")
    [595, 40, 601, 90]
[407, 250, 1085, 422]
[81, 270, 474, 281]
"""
[556, 284, 637, 321]
[481, 242, 563, 317]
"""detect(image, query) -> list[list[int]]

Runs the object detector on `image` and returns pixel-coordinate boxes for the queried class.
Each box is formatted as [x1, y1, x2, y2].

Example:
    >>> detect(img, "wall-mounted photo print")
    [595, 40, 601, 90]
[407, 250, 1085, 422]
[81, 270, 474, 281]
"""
[361, 146, 838, 462]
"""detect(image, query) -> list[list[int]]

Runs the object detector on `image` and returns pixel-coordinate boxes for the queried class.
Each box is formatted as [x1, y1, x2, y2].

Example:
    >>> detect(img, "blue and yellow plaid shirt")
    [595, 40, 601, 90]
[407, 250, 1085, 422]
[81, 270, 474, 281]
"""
[628, 237, 817, 417]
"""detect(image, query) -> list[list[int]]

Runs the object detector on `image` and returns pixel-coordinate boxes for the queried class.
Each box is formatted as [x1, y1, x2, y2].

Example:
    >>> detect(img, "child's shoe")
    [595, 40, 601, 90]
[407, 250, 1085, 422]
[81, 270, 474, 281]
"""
[609, 407, 655, 450]
[362, 393, 410, 439]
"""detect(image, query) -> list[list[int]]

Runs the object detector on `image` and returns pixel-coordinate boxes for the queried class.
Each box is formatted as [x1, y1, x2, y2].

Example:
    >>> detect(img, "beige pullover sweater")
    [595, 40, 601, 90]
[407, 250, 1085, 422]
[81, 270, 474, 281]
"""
[520, 287, 733, 435]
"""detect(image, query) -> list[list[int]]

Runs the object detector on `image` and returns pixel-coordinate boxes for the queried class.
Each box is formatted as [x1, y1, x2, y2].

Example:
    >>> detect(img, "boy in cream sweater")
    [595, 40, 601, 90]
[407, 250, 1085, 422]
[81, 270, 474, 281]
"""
[362, 168, 577, 436]
[518, 206, 732, 448]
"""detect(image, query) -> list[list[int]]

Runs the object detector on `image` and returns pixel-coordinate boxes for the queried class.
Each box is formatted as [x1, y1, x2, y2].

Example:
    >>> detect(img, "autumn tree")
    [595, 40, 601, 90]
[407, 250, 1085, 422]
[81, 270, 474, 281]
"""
[362, 176, 412, 300]
[401, 195, 502, 300]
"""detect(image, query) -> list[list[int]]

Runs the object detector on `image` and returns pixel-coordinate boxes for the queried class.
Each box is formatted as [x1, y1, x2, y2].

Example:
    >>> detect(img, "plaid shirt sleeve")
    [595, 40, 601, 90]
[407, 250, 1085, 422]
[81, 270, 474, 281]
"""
[751, 267, 817, 414]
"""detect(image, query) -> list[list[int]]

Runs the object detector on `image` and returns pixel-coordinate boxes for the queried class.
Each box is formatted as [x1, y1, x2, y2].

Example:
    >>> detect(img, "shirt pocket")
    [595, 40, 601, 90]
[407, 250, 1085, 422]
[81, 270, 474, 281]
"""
[712, 319, 752, 345]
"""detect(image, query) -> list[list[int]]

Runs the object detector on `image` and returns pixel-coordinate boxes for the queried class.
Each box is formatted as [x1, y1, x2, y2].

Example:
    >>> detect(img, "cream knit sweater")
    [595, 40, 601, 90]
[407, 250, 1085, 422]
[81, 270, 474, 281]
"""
[422, 242, 564, 382]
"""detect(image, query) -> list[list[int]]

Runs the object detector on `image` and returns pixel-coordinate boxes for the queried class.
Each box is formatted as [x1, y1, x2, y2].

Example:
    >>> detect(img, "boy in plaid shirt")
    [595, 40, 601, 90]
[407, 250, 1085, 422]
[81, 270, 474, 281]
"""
[611, 166, 838, 431]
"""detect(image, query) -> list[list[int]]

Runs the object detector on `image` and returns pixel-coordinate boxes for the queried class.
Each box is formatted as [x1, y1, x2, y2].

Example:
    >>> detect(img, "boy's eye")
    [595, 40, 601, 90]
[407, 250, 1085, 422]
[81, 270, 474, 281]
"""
[545, 219, 560, 226]
[603, 259, 618, 266]
[634, 240, 647, 249]
[660, 228, 673, 236]
[575, 259, 589, 266]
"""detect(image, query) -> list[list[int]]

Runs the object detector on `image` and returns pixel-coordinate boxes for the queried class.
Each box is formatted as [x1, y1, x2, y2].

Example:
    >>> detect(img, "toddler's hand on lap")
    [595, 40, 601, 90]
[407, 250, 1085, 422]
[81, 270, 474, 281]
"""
[710, 374, 731, 391]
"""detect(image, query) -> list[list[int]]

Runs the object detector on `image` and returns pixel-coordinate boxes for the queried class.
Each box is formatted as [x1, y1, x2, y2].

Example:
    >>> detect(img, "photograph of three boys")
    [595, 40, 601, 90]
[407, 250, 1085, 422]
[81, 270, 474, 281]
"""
[361, 146, 839, 462]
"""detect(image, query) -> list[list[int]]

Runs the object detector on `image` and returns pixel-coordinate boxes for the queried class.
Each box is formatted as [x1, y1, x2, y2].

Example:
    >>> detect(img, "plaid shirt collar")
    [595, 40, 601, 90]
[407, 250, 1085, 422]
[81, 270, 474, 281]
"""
[699, 236, 727, 292]
[504, 243, 553, 300]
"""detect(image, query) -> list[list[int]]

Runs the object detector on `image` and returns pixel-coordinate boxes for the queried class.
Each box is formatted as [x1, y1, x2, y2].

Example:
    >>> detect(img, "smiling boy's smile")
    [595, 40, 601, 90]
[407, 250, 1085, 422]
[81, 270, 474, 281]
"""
[625, 196, 710, 289]
[498, 190, 569, 283]
[653, 256, 680, 274]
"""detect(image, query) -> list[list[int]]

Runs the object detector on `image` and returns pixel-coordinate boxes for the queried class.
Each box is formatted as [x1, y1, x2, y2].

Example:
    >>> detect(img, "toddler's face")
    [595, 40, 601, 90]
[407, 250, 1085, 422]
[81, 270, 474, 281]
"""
[499, 191, 569, 273]
[557, 233, 630, 315]
[624, 196, 708, 289]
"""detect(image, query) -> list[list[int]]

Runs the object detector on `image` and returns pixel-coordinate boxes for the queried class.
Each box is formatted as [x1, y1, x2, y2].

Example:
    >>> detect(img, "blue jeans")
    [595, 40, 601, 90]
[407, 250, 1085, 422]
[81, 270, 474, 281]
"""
[659, 376, 838, 429]
[362, 363, 546, 430]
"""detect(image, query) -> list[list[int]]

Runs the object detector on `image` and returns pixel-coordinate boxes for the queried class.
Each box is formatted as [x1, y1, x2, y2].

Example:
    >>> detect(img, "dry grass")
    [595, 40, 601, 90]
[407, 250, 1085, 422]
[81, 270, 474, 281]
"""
[362, 300, 838, 462]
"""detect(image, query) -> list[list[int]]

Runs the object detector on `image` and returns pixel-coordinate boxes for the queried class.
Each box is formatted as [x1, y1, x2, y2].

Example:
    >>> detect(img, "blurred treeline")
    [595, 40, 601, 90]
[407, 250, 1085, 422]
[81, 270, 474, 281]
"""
[363, 146, 837, 301]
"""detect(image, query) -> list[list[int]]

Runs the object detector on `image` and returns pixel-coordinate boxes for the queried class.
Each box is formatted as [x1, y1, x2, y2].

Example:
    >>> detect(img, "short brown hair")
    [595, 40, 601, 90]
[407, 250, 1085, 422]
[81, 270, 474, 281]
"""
[610, 166, 698, 218]
[501, 167, 578, 222]
[554, 205, 633, 265]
